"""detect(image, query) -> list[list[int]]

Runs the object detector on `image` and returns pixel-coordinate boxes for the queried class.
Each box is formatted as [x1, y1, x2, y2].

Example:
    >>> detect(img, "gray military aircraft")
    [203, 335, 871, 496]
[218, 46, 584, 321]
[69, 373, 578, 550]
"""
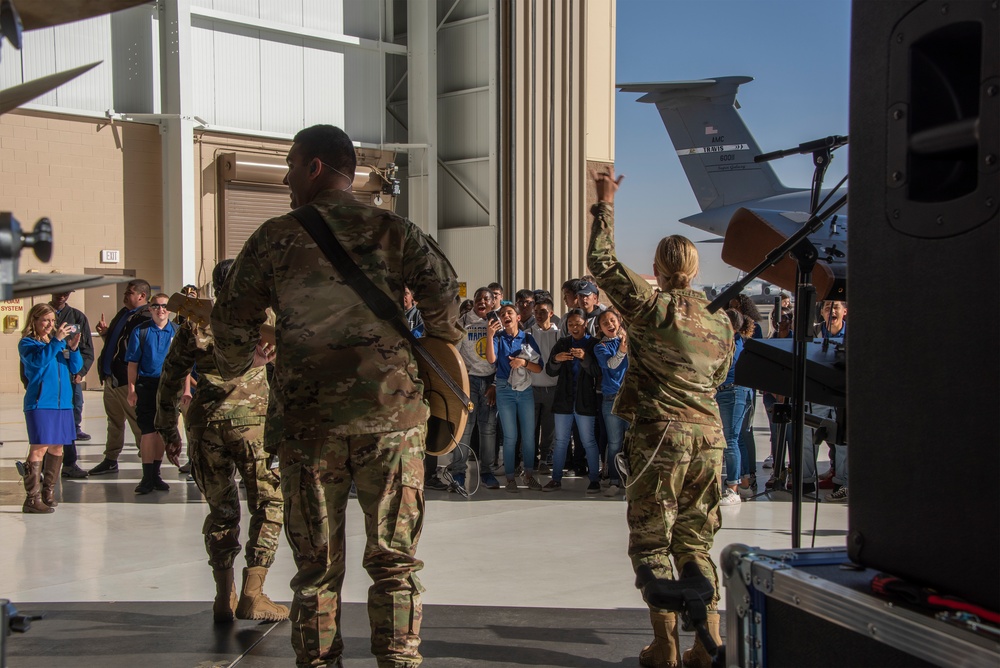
[618, 76, 847, 300]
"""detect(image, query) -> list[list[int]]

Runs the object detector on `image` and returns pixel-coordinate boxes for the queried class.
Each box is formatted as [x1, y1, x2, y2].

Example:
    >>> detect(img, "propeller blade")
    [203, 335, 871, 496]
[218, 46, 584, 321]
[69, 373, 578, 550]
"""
[0, 61, 100, 114]
[17, 0, 151, 31]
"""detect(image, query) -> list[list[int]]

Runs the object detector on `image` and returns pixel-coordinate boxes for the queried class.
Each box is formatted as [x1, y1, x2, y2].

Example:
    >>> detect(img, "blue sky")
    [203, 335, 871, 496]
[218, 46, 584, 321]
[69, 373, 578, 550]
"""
[613, 0, 852, 286]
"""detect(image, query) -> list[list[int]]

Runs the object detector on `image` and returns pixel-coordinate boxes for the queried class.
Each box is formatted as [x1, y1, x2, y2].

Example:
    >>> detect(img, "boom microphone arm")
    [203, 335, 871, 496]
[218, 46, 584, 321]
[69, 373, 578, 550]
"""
[754, 135, 849, 163]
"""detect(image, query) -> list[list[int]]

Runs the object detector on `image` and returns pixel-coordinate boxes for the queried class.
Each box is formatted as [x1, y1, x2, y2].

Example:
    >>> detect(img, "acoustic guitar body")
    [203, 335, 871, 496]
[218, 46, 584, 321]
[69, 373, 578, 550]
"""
[416, 337, 470, 457]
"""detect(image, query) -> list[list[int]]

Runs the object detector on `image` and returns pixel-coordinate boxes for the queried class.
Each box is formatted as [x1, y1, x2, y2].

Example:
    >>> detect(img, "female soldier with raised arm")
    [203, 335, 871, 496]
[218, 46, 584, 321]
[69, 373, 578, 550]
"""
[587, 169, 734, 668]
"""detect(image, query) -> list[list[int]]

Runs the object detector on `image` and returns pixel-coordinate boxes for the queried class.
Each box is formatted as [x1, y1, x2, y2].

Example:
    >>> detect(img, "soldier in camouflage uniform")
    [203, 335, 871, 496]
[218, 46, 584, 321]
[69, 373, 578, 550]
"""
[155, 259, 288, 624]
[587, 169, 733, 668]
[211, 125, 463, 668]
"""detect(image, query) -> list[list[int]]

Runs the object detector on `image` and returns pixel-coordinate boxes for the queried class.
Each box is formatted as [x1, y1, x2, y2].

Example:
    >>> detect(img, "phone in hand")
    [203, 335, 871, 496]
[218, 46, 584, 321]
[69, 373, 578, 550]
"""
[486, 311, 500, 323]
[67, 324, 80, 334]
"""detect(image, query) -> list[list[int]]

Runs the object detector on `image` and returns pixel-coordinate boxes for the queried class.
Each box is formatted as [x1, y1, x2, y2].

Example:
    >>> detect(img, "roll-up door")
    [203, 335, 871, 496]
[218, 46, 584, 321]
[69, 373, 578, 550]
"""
[219, 182, 289, 259]
[218, 152, 290, 259]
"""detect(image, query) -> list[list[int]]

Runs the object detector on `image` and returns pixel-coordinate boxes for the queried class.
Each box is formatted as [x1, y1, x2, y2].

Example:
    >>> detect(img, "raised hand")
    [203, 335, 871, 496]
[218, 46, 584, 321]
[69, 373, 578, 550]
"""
[590, 167, 625, 204]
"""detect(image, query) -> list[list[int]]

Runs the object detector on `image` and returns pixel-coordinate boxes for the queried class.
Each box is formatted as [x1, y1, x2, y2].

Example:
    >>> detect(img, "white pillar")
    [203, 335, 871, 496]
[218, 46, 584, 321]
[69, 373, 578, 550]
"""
[406, 0, 438, 237]
[158, 0, 197, 291]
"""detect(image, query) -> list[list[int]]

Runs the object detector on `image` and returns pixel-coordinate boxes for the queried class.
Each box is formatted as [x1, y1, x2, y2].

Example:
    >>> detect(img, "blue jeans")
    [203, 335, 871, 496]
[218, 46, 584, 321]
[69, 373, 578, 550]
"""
[602, 396, 629, 484]
[738, 390, 757, 477]
[496, 379, 536, 477]
[716, 386, 751, 486]
[552, 412, 599, 482]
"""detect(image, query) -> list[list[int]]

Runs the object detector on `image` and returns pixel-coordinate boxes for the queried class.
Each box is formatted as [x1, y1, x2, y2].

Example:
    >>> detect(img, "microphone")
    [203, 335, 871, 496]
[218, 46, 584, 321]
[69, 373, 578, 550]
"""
[755, 135, 849, 163]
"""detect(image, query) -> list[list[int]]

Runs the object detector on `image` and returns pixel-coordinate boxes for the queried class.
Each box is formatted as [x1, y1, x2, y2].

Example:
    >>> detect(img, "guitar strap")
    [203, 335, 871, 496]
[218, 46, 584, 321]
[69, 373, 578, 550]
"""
[288, 204, 472, 412]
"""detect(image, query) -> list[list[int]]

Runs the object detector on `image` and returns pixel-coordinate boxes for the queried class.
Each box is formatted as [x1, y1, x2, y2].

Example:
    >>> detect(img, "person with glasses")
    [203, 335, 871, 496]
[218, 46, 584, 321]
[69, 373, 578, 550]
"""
[514, 289, 536, 329]
[90, 279, 152, 476]
[125, 293, 179, 494]
[212, 124, 462, 668]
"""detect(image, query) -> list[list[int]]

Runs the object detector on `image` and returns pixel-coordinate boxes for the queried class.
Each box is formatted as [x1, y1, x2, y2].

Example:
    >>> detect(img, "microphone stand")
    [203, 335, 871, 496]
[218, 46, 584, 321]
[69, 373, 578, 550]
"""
[708, 137, 847, 548]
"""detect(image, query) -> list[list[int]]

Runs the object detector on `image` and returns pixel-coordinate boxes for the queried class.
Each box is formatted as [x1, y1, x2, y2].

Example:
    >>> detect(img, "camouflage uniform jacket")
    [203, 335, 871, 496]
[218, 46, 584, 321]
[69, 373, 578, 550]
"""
[211, 188, 463, 442]
[155, 319, 268, 444]
[587, 202, 733, 425]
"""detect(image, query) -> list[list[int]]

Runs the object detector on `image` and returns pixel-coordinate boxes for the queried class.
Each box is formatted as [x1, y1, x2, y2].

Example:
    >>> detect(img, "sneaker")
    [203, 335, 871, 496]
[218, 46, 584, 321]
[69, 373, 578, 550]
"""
[76, 430, 92, 441]
[89, 459, 119, 475]
[425, 475, 449, 491]
[586, 481, 601, 495]
[802, 483, 818, 499]
[524, 475, 543, 491]
[602, 483, 622, 497]
[762, 455, 774, 469]
[537, 462, 551, 475]
[134, 479, 155, 495]
[719, 488, 742, 506]
[62, 463, 89, 479]
[505, 478, 519, 493]
[541, 480, 561, 492]
[152, 477, 170, 492]
[764, 475, 778, 490]
[178, 461, 192, 474]
[481, 473, 501, 490]
[826, 486, 848, 503]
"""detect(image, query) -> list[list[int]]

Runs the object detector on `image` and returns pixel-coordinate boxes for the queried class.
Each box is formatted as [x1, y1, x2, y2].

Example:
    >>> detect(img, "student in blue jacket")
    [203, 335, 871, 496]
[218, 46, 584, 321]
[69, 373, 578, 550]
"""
[19, 303, 83, 513]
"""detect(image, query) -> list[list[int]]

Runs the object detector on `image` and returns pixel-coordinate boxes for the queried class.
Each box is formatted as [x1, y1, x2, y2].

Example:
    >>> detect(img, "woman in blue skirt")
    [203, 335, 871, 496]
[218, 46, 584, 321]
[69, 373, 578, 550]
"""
[19, 303, 83, 513]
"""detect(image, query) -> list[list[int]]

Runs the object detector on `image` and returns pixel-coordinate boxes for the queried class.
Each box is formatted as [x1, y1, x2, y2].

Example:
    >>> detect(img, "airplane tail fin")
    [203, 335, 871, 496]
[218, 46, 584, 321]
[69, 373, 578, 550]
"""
[618, 76, 795, 212]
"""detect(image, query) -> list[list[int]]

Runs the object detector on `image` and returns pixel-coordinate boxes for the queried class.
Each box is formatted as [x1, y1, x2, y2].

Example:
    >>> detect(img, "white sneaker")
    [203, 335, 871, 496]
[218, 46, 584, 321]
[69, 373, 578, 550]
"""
[602, 483, 622, 497]
[762, 455, 774, 469]
[719, 488, 742, 506]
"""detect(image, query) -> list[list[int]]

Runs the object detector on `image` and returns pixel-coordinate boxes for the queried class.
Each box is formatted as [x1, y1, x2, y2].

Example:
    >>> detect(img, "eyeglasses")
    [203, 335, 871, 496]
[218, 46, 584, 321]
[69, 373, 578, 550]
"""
[150, 304, 169, 310]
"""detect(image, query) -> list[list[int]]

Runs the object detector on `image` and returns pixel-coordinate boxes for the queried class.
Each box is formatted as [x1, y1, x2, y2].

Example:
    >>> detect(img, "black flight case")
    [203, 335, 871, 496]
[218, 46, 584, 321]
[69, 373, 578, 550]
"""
[722, 545, 999, 667]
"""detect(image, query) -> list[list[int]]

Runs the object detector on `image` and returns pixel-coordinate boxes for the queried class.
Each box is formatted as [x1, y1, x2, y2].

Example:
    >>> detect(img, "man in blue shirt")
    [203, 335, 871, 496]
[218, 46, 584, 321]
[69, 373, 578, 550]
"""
[126, 292, 178, 494]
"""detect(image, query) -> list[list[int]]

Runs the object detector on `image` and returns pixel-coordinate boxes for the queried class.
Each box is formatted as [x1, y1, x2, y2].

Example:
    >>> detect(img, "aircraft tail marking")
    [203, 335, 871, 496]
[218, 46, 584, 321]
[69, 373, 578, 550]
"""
[618, 76, 796, 212]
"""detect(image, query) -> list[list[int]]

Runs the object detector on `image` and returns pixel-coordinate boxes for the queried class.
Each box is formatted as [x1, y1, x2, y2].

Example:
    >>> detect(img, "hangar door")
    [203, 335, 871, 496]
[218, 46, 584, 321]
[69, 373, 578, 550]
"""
[217, 152, 290, 259]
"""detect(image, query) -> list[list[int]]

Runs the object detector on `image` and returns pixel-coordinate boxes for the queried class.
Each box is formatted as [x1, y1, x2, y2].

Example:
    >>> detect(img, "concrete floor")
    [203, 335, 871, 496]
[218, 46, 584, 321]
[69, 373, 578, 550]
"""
[0, 390, 849, 666]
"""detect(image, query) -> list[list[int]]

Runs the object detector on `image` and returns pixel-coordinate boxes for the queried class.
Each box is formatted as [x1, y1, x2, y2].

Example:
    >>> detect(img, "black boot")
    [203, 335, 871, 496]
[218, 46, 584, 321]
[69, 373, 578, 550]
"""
[135, 463, 155, 495]
[151, 460, 169, 491]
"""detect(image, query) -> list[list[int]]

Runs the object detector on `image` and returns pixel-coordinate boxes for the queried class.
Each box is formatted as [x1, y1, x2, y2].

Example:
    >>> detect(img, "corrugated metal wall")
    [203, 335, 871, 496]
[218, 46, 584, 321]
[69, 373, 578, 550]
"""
[505, 0, 588, 301]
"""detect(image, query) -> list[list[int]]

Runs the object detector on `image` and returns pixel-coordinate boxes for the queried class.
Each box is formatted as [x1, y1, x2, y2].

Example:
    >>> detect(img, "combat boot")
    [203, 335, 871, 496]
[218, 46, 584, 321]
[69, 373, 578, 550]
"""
[639, 610, 681, 667]
[682, 611, 722, 668]
[41, 453, 63, 507]
[235, 567, 289, 621]
[22, 461, 53, 514]
[212, 568, 238, 623]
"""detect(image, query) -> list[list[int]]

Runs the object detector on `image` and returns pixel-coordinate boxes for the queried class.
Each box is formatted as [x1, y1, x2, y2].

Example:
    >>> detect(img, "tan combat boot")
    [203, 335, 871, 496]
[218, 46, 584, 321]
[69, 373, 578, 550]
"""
[682, 611, 722, 668]
[235, 567, 290, 621]
[22, 461, 54, 514]
[41, 453, 63, 507]
[212, 568, 238, 623]
[639, 609, 681, 667]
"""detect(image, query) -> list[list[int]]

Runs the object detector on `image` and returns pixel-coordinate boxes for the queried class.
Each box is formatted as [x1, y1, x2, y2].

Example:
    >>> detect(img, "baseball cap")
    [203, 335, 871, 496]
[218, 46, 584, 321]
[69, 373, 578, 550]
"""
[576, 281, 598, 296]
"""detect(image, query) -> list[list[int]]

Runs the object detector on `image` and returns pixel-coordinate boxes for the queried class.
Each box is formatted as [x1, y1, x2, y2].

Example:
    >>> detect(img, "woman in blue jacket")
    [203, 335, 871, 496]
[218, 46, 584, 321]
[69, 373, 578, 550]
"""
[594, 309, 630, 497]
[19, 303, 83, 513]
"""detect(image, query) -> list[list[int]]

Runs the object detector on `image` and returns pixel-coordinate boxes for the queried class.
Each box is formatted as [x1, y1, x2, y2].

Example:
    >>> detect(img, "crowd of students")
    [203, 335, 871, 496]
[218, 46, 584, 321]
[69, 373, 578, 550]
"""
[424, 277, 634, 497]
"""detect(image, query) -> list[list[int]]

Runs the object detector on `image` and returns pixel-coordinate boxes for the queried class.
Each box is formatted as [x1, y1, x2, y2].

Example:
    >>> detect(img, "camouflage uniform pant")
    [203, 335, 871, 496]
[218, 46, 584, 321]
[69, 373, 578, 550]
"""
[624, 419, 724, 609]
[278, 424, 426, 668]
[189, 421, 283, 570]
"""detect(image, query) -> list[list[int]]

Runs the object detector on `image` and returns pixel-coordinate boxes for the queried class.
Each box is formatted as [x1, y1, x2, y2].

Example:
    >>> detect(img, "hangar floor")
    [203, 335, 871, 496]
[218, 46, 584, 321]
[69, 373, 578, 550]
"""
[0, 391, 847, 666]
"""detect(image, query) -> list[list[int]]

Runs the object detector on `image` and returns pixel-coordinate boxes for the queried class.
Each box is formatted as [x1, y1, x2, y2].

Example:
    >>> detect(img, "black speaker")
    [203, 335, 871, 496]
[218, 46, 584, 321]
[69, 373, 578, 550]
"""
[848, 0, 999, 612]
